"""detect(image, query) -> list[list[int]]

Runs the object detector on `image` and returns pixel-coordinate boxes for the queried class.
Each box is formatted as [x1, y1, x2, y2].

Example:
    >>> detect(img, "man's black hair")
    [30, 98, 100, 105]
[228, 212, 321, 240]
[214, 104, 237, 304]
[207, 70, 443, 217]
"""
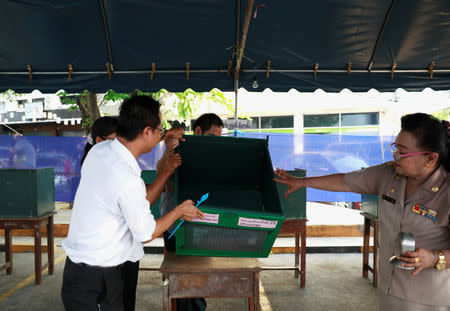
[193, 113, 224, 133]
[116, 95, 161, 141]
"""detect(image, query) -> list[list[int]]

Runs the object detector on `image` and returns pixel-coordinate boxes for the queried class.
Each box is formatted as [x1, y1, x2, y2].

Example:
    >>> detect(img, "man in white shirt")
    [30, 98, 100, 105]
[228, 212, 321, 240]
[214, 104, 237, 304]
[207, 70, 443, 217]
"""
[61, 95, 203, 311]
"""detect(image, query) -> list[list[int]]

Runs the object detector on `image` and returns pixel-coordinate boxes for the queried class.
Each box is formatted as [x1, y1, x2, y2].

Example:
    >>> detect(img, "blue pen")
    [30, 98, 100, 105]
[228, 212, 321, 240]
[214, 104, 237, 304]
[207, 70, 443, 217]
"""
[168, 192, 209, 239]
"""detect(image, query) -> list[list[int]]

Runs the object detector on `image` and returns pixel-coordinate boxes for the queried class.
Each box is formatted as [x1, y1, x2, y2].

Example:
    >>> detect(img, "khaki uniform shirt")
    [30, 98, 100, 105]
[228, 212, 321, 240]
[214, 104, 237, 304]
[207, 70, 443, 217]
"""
[345, 163, 450, 307]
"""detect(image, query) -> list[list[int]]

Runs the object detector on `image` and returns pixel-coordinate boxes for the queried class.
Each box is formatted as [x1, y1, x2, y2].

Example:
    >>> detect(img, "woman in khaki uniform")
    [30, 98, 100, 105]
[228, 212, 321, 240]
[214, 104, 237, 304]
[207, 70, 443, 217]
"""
[275, 113, 449, 310]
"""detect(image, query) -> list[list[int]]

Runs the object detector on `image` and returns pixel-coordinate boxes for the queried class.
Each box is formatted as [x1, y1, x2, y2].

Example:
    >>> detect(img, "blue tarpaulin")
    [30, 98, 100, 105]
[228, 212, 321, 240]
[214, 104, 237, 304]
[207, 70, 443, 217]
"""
[0, 133, 395, 202]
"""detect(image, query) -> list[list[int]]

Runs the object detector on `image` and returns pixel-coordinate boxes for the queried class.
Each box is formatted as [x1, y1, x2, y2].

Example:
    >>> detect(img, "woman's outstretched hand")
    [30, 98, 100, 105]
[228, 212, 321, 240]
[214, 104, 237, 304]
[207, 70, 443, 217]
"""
[274, 168, 304, 198]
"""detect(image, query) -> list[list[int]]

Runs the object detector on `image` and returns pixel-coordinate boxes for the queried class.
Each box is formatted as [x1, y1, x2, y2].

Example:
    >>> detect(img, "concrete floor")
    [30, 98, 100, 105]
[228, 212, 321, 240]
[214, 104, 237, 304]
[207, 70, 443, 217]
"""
[0, 203, 377, 310]
[0, 245, 378, 311]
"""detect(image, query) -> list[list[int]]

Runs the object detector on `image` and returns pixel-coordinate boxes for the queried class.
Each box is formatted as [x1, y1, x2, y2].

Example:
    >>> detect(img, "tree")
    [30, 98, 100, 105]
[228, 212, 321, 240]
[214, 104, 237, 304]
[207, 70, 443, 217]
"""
[59, 88, 234, 133]
[57, 90, 101, 134]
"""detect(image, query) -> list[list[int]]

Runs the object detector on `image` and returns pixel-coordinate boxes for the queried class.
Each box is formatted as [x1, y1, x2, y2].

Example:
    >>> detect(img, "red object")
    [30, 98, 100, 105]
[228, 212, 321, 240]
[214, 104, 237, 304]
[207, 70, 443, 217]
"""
[254, 4, 266, 19]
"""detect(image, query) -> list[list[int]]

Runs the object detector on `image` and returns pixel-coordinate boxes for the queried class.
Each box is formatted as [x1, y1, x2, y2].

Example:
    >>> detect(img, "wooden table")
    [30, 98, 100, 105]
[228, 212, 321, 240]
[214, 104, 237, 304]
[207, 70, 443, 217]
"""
[262, 218, 306, 287]
[361, 212, 379, 288]
[160, 253, 261, 311]
[0, 212, 56, 285]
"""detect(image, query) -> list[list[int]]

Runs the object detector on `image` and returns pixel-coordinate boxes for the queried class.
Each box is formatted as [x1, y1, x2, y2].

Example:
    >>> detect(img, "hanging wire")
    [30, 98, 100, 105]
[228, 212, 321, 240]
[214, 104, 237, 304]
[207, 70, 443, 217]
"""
[1, 123, 22, 136]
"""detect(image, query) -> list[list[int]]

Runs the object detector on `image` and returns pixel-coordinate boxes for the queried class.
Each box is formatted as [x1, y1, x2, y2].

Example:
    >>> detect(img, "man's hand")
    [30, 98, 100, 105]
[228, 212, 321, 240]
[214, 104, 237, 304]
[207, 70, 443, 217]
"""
[157, 127, 184, 174]
[165, 127, 185, 143]
[399, 248, 438, 276]
[273, 168, 304, 197]
[165, 138, 180, 151]
[176, 200, 204, 221]
[161, 153, 182, 175]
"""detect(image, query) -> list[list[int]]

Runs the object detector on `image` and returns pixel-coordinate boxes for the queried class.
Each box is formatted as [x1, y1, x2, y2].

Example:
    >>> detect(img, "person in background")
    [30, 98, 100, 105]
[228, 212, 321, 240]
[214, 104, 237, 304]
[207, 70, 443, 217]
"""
[275, 113, 450, 310]
[80, 116, 118, 166]
[157, 113, 224, 311]
[61, 95, 203, 311]
[11, 137, 36, 169]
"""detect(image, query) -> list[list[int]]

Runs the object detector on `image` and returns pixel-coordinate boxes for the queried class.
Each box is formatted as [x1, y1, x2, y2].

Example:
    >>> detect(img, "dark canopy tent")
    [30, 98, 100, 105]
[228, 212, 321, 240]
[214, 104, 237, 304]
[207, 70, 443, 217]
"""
[0, 0, 449, 93]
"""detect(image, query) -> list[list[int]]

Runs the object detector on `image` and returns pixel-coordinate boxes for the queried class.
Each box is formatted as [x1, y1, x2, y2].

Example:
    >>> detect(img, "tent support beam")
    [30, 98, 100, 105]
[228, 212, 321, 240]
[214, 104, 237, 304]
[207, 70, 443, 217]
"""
[99, 0, 114, 70]
[234, 0, 255, 80]
[234, 0, 241, 131]
[367, 0, 397, 71]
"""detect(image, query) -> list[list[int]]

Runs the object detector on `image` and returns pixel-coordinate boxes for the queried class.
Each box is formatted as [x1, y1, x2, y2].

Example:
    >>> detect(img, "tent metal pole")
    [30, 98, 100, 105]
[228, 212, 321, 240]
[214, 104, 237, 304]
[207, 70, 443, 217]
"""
[367, 0, 397, 71]
[236, 0, 240, 57]
[99, 0, 114, 70]
[234, 79, 239, 134]
[234, 0, 255, 80]
[245, 69, 450, 73]
[234, 0, 240, 134]
[2, 69, 449, 75]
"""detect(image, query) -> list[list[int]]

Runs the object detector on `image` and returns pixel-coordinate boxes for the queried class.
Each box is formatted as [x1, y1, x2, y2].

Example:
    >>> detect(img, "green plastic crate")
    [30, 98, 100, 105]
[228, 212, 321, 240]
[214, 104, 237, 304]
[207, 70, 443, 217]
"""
[361, 194, 379, 218]
[0, 168, 55, 217]
[173, 135, 284, 257]
[140, 170, 161, 218]
[276, 169, 306, 219]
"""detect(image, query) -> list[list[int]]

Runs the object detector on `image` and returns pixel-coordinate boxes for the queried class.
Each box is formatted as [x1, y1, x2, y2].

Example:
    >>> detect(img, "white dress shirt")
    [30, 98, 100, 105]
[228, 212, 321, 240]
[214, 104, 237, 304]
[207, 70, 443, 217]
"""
[62, 139, 156, 267]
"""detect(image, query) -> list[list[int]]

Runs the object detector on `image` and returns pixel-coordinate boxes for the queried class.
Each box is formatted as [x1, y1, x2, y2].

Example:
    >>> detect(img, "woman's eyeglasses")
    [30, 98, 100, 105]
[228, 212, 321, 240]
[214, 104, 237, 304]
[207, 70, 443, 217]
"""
[390, 143, 431, 161]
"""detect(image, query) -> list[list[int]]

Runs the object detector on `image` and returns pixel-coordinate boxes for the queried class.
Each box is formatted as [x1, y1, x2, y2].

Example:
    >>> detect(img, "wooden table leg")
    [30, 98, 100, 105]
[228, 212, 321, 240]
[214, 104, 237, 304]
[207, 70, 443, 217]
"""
[300, 220, 306, 288]
[254, 271, 260, 311]
[5, 228, 12, 274]
[294, 232, 300, 278]
[34, 225, 42, 285]
[373, 220, 379, 288]
[362, 217, 370, 278]
[162, 276, 170, 311]
[47, 215, 54, 275]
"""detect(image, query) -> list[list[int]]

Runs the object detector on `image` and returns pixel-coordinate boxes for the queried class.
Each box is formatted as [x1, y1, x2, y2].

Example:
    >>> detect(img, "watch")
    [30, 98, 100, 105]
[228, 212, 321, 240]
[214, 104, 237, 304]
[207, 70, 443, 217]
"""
[435, 250, 446, 270]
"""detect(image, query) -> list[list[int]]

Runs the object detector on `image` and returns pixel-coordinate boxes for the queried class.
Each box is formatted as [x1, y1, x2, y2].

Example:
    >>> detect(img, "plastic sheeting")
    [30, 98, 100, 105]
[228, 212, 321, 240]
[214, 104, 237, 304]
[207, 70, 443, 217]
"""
[0, 133, 394, 202]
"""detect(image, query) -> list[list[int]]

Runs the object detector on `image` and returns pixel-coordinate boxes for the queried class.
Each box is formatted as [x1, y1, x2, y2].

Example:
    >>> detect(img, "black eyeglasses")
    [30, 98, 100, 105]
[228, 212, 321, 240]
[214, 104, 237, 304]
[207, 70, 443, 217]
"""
[155, 127, 167, 140]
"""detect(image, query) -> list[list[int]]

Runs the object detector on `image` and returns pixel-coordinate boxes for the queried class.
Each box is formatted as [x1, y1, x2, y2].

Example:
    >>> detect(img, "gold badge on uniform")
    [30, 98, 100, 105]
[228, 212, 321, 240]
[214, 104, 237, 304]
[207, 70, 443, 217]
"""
[412, 204, 437, 221]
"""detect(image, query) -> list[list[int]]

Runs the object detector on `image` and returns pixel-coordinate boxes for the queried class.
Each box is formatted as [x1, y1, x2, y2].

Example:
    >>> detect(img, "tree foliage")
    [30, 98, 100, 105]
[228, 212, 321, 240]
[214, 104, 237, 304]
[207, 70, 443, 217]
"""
[102, 88, 234, 129]
[0, 89, 20, 102]
[433, 107, 450, 121]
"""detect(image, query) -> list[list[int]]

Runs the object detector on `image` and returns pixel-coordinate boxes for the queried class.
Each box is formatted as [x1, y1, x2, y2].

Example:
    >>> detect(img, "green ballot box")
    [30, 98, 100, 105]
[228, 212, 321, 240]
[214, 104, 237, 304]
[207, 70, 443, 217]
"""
[361, 194, 379, 218]
[276, 169, 306, 219]
[173, 135, 284, 258]
[0, 168, 55, 217]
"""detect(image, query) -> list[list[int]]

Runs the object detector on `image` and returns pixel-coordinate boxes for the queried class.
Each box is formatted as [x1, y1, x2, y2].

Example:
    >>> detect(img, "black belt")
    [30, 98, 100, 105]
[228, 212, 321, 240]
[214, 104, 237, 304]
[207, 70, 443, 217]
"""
[67, 257, 124, 270]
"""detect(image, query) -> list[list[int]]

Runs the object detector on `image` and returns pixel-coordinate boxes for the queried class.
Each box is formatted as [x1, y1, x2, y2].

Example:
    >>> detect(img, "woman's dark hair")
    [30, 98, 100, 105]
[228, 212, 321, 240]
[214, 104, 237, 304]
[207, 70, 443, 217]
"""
[401, 113, 450, 171]
[116, 95, 161, 141]
[81, 116, 118, 166]
[193, 113, 224, 134]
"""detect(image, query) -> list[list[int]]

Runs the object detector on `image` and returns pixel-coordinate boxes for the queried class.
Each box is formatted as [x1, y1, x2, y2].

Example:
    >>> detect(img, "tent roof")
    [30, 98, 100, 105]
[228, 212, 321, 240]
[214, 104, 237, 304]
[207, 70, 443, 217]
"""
[1, 0, 449, 93]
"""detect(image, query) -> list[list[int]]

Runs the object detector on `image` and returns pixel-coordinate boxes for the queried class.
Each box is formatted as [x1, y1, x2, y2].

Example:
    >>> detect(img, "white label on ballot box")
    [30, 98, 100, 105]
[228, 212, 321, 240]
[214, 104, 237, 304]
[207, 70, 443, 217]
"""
[190, 213, 219, 224]
[238, 217, 278, 229]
